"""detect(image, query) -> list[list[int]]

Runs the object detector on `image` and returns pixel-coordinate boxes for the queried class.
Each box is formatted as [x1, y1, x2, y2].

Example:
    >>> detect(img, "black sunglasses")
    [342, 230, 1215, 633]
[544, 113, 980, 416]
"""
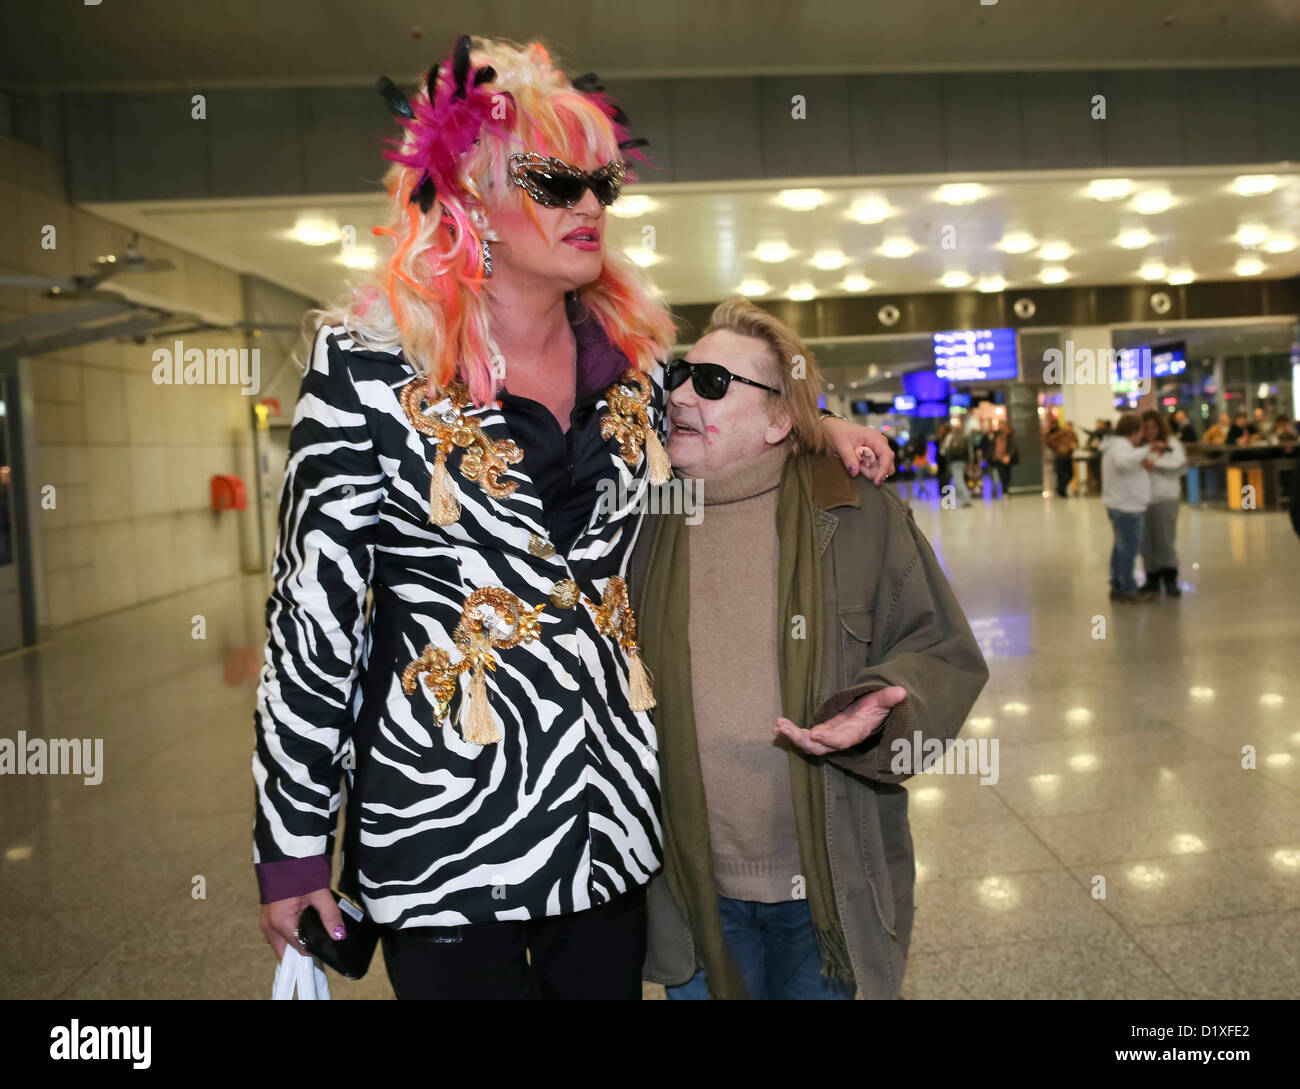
[666, 359, 780, 400]
[508, 152, 626, 208]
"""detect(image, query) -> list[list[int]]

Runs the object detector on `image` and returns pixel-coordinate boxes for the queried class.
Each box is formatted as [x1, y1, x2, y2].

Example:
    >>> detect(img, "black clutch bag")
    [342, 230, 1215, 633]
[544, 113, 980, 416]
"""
[296, 890, 381, 980]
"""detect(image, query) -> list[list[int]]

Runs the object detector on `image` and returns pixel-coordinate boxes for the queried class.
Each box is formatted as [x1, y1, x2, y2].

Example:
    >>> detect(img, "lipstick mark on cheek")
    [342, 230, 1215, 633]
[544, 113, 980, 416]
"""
[705, 424, 719, 446]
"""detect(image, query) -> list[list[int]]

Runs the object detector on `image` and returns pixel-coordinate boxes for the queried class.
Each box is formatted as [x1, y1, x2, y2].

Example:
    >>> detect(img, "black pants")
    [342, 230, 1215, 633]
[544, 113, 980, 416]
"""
[380, 886, 646, 1000]
[1053, 456, 1073, 496]
[995, 462, 1012, 495]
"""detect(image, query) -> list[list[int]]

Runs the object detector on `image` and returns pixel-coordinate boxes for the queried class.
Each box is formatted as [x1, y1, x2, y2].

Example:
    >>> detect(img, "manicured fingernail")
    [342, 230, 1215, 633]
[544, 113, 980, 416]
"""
[850, 465, 859, 476]
[332, 924, 347, 940]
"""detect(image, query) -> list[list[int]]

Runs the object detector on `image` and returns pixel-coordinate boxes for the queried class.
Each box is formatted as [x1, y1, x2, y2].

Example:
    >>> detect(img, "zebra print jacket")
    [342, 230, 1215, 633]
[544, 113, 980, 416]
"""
[252, 315, 664, 929]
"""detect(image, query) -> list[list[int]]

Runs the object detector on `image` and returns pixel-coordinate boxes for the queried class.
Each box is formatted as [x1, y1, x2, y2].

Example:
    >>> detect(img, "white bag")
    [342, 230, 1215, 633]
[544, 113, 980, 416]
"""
[271, 946, 332, 1001]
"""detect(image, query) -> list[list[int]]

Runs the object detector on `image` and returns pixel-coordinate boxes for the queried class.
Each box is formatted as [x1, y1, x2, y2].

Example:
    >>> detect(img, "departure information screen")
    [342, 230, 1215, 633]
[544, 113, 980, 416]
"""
[933, 328, 1019, 381]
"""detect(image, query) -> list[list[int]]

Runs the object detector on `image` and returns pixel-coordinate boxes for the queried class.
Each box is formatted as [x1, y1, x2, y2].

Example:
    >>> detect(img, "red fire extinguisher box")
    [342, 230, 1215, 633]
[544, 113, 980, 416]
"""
[211, 474, 247, 511]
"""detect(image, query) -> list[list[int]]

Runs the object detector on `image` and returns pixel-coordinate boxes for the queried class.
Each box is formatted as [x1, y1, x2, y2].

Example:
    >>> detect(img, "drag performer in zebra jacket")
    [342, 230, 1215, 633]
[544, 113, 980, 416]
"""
[252, 33, 893, 999]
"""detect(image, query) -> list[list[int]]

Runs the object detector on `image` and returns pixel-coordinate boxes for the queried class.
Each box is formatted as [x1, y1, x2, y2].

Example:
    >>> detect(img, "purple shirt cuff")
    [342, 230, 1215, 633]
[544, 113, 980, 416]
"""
[255, 856, 332, 904]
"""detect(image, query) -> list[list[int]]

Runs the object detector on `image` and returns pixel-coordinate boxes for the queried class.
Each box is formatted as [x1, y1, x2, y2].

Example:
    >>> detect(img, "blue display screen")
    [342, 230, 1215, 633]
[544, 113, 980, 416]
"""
[893, 395, 917, 412]
[950, 392, 971, 407]
[933, 328, 1019, 381]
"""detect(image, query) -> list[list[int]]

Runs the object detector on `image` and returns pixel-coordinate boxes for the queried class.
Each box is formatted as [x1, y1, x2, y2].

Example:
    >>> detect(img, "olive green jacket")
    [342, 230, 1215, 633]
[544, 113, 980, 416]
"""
[627, 453, 989, 999]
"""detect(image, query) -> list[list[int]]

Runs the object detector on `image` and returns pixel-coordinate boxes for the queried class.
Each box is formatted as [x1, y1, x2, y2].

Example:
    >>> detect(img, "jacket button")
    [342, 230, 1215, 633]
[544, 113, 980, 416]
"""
[550, 579, 580, 609]
[528, 534, 556, 558]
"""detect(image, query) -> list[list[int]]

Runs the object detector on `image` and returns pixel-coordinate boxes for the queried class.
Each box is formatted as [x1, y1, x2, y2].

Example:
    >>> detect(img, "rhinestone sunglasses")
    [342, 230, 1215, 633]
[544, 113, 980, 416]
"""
[507, 152, 627, 208]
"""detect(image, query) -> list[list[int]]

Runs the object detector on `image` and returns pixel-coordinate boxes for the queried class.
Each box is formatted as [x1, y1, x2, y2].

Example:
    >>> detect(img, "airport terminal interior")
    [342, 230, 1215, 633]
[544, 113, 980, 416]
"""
[1, 1, 1299, 1004]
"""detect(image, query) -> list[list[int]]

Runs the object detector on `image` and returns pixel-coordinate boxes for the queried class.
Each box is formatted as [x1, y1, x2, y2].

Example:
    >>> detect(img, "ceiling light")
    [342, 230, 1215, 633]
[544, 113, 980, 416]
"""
[848, 197, 891, 224]
[1040, 266, 1068, 284]
[841, 274, 874, 293]
[737, 279, 770, 297]
[999, 231, 1036, 254]
[1236, 224, 1269, 248]
[811, 250, 848, 270]
[1233, 174, 1278, 196]
[976, 276, 1006, 293]
[880, 237, 916, 259]
[292, 218, 341, 246]
[1139, 261, 1167, 281]
[1134, 190, 1173, 215]
[1167, 267, 1195, 285]
[940, 270, 972, 288]
[937, 183, 984, 205]
[1264, 233, 1297, 253]
[1039, 242, 1072, 261]
[787, 283, 816, 301]
[1089, 178, 1133, 201]
[608, 195, 654, 218]
[777, 188, 827, 211]
[1234, 256, 1264, 276]
[1117, 228, 1154, 250]
[756, 240, 793, 263]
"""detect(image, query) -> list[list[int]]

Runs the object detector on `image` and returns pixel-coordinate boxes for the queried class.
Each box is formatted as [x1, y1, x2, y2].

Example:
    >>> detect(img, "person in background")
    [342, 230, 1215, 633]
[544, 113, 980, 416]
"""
[1100, 414, 1155, 604]
[1172, 408, 1198, 444]
[1201, 412, 1231, 444]
[1227, 411, 1255, 446]
[1272, 415, 1298, 445]
[1138, 410, 1187, 598]
[1045, 418, 1078, 498]
[943, 422, 973, 507]
[935, 423, 951, 493]
[1084, 418, 1111, 451]
[1252, 406, 1272, 440]
[991, 422, 1018, 499]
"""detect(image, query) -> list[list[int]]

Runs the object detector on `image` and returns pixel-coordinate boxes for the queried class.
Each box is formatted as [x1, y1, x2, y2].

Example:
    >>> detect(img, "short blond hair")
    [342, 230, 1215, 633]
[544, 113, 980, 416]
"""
[701, 298, 830, 455]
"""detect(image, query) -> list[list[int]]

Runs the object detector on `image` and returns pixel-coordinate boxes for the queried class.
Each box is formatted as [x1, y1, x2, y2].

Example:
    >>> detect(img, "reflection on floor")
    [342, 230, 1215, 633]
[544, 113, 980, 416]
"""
[2, 492, 1297, 999]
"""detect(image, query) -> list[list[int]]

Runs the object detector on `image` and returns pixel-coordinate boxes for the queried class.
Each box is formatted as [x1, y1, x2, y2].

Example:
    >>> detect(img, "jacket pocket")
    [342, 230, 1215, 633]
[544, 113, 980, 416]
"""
[838, 608, 874, 687]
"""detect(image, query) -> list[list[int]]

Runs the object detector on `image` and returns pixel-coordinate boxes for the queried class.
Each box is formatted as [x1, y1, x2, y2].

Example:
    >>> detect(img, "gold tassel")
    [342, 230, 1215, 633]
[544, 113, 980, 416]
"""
[428, 447, 461, 525]
[644, 429, 673, 485]
[460, 659, 501, 745]
[627, 647, 656, 711]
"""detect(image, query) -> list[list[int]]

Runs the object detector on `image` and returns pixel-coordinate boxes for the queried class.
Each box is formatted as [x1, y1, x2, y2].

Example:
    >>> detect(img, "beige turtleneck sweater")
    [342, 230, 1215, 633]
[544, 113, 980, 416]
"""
[685, 441, 801, 903]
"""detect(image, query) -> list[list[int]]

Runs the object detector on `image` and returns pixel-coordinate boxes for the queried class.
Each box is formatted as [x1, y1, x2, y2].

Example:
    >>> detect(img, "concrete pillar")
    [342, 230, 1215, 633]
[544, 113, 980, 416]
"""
[1059, 325, 1117, 434]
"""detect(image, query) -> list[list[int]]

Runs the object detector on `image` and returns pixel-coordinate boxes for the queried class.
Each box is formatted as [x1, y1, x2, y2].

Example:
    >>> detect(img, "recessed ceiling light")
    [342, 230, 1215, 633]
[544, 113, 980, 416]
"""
[976, 276, 1006, 293]
[1088, 178, 1133, 201]
[940, 271, 972, 288]
[1117, 228, 1154, 250]
[787, 282, 816, 301]
[1233, 174, 1278, 196]
[880, 237, 916, 259]
[811, 250, 848, 270]
[777, 188, 827, 211]
[292, 218, 340, 246]
[737, 279, 771, 297]
[1039, 242, 1072, 262]
[1040, 266, 1069, 284]
[999, 231, 1036, 254]
[1139, 261, 1168, 281]
[937, 183, 984, 205]
[1167, 267, 1195, 285]
[627, 248, 659, 267]
[841, 274, 874, 292]
[756, 240, 793, 262]
[1264, 233, 1297, 253]
[848, 197, 891, 224]
[609, 195, 654, 218]
[1235, 256, 1264, 276]
[1236, 224, 1269, 248]
[1134, 190, 1173, 215]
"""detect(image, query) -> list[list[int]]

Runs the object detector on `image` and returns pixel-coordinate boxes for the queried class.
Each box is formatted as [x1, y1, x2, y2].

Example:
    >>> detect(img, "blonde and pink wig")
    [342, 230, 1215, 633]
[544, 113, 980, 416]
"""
[321, 35, 676, 405]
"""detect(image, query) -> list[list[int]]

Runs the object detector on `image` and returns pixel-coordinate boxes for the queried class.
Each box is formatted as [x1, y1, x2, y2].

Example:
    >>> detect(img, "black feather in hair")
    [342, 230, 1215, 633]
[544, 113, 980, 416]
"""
[410, 176, 437, 214]
[451, 34, 471, 99]
[376, 76, 414, 119]
[473, 66, 496, 87]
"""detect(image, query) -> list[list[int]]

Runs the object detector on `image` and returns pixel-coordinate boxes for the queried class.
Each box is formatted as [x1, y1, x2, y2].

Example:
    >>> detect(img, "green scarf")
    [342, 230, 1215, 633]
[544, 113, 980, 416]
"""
[639, 451, 854, 999]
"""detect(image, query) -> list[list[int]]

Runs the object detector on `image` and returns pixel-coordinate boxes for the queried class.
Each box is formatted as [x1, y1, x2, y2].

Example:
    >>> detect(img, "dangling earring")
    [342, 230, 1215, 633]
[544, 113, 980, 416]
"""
[481, 237, 493, 278]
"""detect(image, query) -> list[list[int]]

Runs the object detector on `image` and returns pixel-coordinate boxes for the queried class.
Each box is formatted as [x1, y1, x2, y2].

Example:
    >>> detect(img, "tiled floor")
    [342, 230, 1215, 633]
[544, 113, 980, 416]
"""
[1, 490, 1296, 999]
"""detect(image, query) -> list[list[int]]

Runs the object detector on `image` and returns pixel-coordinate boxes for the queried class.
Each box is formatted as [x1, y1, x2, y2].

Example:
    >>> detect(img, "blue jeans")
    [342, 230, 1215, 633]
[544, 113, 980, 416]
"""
[665, 896, 856, 1001]
[1107, 508, 1146, 593]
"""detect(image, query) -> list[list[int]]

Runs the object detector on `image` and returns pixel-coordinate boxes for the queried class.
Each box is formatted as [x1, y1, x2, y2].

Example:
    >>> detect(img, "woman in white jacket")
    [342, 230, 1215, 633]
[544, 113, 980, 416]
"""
[1139, 410, 1187, 596]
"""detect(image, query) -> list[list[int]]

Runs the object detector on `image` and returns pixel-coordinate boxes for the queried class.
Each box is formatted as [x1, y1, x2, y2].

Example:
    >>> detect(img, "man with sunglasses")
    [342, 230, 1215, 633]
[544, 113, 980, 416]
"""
[630, 298, 988, 1000]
